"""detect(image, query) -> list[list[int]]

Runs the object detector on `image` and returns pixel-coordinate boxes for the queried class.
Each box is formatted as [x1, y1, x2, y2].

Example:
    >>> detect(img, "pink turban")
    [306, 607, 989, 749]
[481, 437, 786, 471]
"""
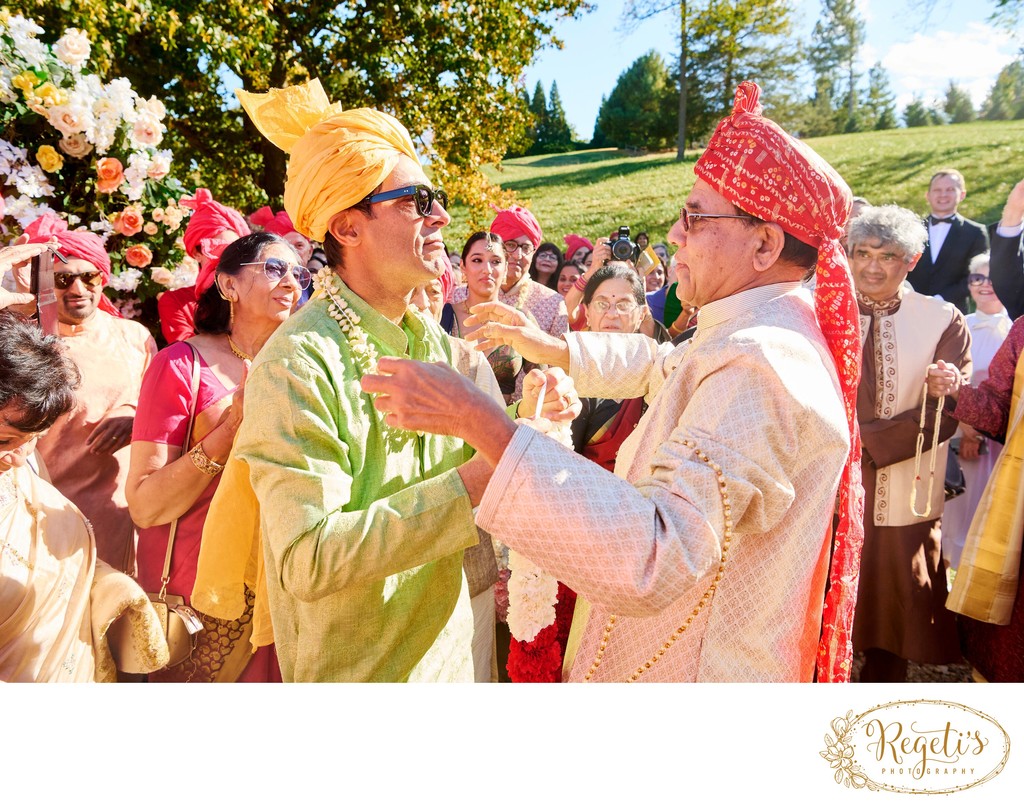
[180, 188, 250, 259]
[489, 205, 543, 249]
[250, 205, 297, 236]
[438, 252, 454, 303]
[563, 234, 593, 260]
[24, 213, 120, 316]
[695, 82, 862, 684]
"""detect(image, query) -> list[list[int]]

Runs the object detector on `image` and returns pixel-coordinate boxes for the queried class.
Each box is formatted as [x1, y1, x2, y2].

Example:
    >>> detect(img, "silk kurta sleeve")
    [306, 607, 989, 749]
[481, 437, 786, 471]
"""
[860, 312, 973, 469]
[567, 331, 677, 400]
[477, 346, 814, 617]
[953, 318, 1024, 441]
[235, 354, 479, 603]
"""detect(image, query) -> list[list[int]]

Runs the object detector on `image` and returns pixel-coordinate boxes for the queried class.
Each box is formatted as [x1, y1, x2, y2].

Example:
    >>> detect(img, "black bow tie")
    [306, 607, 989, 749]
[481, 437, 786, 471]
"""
[930, 215, 956, 225]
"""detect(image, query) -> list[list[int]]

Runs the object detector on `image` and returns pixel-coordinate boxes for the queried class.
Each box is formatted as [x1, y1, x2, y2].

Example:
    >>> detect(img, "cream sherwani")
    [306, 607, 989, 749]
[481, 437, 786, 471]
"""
[477, 283, 850, 682]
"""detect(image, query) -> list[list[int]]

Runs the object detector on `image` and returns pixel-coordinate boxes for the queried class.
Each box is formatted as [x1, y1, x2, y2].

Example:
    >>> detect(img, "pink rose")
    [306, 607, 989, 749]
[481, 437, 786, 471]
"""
[58, 132, 93, 159]
[96, 157, 124, 194]
[147, 153, 171, 180]
[150, 267, 173, 286]
[113, 205, 144, 237]
[131, 112, 163, 147]
[125, 244, 153, 269]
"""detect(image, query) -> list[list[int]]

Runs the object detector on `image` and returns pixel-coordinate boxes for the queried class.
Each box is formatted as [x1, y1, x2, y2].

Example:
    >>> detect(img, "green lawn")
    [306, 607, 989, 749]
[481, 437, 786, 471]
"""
[444, 119, 1024, 250]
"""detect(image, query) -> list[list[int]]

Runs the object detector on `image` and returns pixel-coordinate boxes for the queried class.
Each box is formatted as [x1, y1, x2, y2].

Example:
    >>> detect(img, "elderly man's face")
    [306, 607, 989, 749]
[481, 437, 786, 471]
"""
[54, 257, 105, 325]
[850, 239, 919, 302]
[667, 179, 762, 308]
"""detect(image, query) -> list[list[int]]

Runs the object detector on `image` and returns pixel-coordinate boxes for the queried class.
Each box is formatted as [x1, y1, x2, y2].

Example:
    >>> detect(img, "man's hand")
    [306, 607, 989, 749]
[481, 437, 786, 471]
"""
[926, 360, 962, 401]
[0, 287, 36, 311]
[466, 300, 570, 369]
[958, 424, 983, 461]
[520, 368, 582, 423]
[361, 357, 516, 468]
[86, 415, 135, 455]
[1001, 178, 1024, 228]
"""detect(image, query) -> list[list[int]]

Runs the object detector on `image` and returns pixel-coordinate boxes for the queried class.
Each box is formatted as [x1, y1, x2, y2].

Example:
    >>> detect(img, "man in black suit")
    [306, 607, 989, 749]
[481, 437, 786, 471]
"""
[907, 168, 989, 313]
[990, 178, 1024, 320]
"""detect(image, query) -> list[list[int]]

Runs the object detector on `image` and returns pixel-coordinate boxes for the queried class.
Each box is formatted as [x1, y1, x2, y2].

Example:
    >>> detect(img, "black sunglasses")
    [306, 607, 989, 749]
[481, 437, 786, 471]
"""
[364, 184, 449, 217]
[54, 270, 104, 289]
[239, 258, 312, 290]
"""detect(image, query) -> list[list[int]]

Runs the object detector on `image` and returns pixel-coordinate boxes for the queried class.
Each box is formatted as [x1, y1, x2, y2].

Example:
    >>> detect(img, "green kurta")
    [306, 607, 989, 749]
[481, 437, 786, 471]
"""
[234, 278, 478, 681]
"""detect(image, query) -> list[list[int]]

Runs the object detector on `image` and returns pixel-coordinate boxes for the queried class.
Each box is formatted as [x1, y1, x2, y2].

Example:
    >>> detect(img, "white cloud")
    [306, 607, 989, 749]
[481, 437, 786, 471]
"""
[882, 22, 1018, 107]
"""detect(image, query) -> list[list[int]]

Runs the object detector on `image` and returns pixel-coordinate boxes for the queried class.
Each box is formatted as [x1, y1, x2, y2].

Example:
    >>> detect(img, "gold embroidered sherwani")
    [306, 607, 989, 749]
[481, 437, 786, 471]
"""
[477, 283, 851, 681]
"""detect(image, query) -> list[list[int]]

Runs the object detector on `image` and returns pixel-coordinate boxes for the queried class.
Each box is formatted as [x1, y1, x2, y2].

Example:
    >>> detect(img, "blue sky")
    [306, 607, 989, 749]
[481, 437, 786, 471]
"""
[524, 0, 1022, 140]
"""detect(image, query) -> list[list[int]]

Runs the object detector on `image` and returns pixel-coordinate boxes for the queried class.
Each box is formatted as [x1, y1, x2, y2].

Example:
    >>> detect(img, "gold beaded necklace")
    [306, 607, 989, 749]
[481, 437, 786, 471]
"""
[909, 382, 945, 519]
[584, 438, 734, 682]
[227, 336, 253, 361]
[0, 473, 34, 570]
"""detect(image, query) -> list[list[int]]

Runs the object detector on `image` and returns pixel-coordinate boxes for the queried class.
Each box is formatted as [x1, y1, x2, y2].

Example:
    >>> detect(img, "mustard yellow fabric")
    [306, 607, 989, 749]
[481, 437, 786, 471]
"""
[236, 79, 418, 242]
[947, 349, 1024, 625]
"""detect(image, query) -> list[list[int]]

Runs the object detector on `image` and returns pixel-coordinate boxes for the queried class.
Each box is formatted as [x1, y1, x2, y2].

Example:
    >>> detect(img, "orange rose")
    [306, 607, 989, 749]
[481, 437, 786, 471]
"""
[125, 244, 153, 269]
[95, 157, 124, 194]
[113, 205, 144, 237]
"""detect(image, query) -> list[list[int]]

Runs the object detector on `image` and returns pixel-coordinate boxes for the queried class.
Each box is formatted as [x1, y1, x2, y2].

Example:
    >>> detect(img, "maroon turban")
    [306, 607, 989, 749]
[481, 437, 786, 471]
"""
[695, 82, 862, 683]
[563, 234, 593, 260]
[250, 205, 297, 237]
[489, 205, 543, 249]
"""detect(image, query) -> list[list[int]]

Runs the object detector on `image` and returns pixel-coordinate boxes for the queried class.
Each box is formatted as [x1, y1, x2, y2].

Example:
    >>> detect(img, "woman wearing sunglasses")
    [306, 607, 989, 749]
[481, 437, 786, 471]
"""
[126, 232, 309, 682]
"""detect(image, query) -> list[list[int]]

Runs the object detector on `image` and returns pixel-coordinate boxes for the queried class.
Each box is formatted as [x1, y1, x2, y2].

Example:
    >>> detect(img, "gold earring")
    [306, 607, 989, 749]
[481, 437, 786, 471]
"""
[228, 298, 235, 330]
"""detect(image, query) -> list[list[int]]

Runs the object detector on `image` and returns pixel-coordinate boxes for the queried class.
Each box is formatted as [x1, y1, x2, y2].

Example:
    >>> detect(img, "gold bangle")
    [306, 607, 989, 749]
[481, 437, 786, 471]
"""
[188, 442, 224, 476]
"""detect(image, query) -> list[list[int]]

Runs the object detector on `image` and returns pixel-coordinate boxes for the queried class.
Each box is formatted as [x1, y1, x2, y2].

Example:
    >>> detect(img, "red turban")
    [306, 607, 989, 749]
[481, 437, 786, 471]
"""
[563, 234, 593, 260]
[489, 205, 543, 249]
[694, 82, 864, 684]
[250, 205, 297, 236]
[180, 188, 250, 260]
[24, 213, 121, 317]
[180, 189, 251, 298]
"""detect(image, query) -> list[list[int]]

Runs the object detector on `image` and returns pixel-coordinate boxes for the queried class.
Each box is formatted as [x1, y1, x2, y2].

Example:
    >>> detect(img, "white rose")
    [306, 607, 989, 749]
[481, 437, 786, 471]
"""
[47, 104, 88, 137]
[150, 267, 174, 286]
[138, 96, 167, 119]
[54, 28, 92, 68]
[131, 112, 163, 147]
[147, 152, 171, 180]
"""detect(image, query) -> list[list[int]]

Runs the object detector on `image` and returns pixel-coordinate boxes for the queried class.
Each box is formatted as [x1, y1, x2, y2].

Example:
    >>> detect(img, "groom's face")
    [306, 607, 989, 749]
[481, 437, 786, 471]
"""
[926, 174, 966, 217]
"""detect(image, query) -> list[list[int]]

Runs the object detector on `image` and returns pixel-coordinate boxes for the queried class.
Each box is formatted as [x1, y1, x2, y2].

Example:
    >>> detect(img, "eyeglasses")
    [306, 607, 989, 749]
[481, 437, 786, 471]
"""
[678, 208, 755, 231]
[54, 270, 104, 289]
[363, 184, 449, 217]
[238, 258, 312, 290]
[503, 241, 535, 256]
[968, 273, 993, 287]
[590, 299, 640, 315]
[851, 249, 908, 270]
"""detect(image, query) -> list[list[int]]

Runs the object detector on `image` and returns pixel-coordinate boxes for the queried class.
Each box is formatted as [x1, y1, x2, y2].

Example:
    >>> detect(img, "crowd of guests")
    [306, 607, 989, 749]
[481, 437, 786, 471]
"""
[3, 81, 1024, 683]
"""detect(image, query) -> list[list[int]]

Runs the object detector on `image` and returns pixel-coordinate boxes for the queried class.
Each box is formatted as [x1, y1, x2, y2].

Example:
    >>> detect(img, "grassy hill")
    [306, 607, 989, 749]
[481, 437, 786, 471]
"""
[444, 119, 1024, 249]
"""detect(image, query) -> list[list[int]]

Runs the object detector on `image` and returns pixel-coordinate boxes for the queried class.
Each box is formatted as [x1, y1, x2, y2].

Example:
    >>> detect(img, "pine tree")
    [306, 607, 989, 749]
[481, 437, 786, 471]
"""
[943, 82, 976, 124]
[982, 59, 1024, 120]
[545, 81, 575, 152]
[527, 81, 549, 154]
[903, 97, 932, 128]
[595, 51, 678, 150]
[865, 63, 898, 130]
[807, 0, 865, 134]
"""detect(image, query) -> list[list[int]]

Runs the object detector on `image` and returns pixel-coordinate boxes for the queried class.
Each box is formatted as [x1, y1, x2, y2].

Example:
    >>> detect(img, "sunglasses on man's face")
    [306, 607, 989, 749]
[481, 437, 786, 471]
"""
[363, 184, 449, 217]
[54, 270, 104, 289]
[238, 258, 312, 290]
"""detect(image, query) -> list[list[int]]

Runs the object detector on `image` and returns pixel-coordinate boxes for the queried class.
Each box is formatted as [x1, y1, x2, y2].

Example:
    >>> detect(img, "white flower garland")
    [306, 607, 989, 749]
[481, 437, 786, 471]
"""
[313, 266, 416, 450]
[506, 420, 572, 643]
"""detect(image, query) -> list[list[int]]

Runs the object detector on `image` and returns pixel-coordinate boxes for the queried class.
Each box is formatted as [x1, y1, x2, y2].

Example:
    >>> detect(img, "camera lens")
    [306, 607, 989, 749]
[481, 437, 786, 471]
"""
[611, 240, 633, 261]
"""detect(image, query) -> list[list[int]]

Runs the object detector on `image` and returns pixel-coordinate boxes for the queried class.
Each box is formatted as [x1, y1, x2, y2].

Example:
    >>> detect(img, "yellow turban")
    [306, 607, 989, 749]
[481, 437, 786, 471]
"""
[236, 79, 419, 242]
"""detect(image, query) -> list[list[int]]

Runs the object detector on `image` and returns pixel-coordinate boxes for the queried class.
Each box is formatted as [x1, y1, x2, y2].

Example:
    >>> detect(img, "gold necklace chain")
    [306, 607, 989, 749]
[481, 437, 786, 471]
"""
[909, 382, 945, 518]
[584, 437, 734, 682]
[227, 336, 253, 361]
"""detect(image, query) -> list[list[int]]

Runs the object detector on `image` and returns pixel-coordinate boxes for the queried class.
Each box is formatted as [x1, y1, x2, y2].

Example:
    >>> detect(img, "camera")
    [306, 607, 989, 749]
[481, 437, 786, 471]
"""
[608, 226, 638, 263]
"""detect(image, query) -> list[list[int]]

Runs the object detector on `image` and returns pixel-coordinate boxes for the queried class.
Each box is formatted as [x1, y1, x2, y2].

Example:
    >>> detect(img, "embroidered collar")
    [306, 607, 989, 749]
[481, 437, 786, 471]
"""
[856, 287, 903, 316]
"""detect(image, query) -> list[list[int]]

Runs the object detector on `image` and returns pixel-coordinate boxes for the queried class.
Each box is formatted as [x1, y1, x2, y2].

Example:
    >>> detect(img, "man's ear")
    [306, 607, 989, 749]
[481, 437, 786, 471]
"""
[752, 222, 786, 273]
[906, 251, 924, 273]
[327, 209, 360, 247]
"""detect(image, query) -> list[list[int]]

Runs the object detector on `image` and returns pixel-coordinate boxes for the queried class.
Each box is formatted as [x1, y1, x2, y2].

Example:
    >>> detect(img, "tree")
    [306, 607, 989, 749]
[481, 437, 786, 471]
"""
[12, 0, 590, 231]
[683, 0, 800, 144]
[982, 59, 1024, 120]
[903, 96, 932, 127]
[943, 81, 976, 124]
[865, 62, 898, 130]
[807, 0, 865, 133]
[545, 81, 575, 151]
[595, 51, 678, 150]
[527, 80, 550, 154]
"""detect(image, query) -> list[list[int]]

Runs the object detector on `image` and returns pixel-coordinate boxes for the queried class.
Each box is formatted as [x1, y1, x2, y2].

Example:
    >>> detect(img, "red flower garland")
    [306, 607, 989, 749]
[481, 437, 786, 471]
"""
[507, 582, 578, 683]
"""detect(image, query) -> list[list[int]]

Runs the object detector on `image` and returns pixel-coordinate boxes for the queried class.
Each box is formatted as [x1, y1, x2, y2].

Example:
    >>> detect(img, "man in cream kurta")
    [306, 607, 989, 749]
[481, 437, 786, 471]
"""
[370, 82, 867, 682]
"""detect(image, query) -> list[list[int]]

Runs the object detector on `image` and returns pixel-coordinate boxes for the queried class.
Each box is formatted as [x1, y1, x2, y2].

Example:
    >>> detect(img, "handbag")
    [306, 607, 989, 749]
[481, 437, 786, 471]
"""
[146, 342, 205, 668]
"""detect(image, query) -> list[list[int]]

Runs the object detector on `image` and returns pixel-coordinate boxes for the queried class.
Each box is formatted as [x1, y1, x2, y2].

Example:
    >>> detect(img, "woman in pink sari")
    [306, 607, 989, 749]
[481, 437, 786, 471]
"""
[127, 232, 308, 682]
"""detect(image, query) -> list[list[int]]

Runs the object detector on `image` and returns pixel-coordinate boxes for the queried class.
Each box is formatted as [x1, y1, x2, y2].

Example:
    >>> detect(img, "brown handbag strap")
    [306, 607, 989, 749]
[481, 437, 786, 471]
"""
[159, 342, 202, 599]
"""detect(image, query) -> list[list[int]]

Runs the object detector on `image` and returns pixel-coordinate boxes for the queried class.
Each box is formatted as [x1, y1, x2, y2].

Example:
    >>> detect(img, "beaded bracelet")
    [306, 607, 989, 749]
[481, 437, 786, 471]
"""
[188, 442, 225, 476]
[573, 273, 589, 292]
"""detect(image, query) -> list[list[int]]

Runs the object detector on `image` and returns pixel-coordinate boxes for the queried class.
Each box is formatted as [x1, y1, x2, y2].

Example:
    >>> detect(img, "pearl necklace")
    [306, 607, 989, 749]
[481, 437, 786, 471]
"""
[909, 382, 945, 519]
[313, 267, 417, 450]
[584, 438, 734, 682]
